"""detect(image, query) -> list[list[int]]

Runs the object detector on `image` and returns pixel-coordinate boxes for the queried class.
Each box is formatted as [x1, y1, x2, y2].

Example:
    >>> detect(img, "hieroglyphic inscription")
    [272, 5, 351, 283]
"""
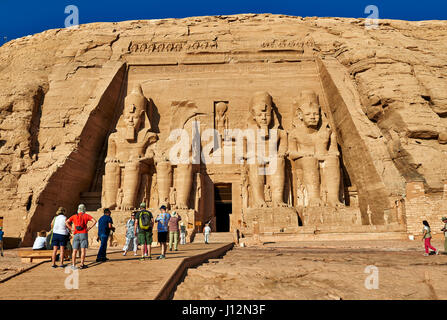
[129, 40, 218, 53]
[261, 39, 304, 52]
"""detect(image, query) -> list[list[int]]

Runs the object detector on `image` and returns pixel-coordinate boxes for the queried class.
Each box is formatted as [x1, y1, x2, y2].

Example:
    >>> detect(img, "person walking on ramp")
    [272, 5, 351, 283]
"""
[134, 202, 153, 261]
[155, 205, 170, 259]
[422, 220, 439, 256]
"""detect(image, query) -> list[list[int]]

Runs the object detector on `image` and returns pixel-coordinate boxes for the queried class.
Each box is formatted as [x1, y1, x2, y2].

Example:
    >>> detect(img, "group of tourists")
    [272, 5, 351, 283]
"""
[28, 202, 212, 269]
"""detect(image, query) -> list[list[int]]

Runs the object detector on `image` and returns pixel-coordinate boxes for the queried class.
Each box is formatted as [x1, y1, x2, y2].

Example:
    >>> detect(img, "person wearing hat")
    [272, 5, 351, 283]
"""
[66, 204, 97, 269]
[134, 202, 154, 260]
[168, 211, 182, 251]
[441, 217, 447, 254]
[50, 207, 69, 268]
[155, 205, 171, 259]
[0, 226, 4, 257]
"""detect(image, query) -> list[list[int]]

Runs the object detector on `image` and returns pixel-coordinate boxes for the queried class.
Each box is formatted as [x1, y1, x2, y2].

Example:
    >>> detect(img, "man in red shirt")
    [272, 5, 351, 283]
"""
[66, 204, 97, 269]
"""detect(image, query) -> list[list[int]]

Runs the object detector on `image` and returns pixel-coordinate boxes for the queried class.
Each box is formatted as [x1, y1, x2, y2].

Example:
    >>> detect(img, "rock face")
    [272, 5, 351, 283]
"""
[1, 14, 447, 245]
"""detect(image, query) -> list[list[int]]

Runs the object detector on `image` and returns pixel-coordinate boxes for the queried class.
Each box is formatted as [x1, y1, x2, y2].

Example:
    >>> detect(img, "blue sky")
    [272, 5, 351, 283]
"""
[0, 0, 446, 43]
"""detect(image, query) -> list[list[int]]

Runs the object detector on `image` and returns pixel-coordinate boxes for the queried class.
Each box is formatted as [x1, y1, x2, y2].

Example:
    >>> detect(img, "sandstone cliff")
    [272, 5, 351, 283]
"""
[0, 14, 446, 243]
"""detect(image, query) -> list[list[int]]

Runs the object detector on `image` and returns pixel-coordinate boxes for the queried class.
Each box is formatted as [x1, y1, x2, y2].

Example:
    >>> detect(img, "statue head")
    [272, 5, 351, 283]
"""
[215, 102, 228, 118]
[249, 91, 273, 131]
[294, 90, 321, 129]
[123, 84, 147, 139]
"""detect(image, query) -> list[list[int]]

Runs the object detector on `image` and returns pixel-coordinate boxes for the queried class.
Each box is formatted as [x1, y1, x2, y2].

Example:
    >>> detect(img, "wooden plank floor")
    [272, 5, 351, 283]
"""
[0, 242, 226, 300]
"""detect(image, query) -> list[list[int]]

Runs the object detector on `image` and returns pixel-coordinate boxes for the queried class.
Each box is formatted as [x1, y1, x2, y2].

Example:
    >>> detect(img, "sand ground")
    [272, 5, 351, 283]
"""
[174, 239, 447, 300]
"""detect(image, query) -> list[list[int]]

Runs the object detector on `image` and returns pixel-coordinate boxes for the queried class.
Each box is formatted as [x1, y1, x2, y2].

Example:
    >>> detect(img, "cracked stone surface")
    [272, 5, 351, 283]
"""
[0, 14, 447, 243]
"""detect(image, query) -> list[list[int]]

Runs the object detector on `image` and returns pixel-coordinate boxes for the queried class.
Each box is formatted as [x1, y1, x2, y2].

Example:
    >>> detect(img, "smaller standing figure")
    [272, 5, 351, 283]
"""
[180, 222, 187, 245]
[204, 223, 211, 244]
[422, 220, 439, 256]
[123, 211, 138, 256]
[215, 101, 229, 141]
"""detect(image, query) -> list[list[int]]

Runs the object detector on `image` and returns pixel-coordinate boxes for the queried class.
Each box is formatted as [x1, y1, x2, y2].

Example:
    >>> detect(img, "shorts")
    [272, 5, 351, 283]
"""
[138, 230, 153, 245]
[52, 233, 68, 247]
[72, 233, 89, 250]
[158, 231, 168, 243]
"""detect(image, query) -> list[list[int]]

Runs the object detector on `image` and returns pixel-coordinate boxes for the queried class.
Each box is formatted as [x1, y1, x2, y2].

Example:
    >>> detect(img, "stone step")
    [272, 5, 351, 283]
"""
[193, 232, 235, 243]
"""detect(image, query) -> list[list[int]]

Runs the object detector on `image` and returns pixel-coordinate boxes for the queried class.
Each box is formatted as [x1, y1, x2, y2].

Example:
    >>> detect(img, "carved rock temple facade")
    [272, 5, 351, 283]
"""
[1, 15, 447, 245]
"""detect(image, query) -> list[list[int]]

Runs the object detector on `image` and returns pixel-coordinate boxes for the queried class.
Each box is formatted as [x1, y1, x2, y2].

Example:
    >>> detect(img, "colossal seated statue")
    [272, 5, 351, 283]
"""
[102, 84, 158, 210]
[288, 90, 341, 207]
[245, 91, 288, 208]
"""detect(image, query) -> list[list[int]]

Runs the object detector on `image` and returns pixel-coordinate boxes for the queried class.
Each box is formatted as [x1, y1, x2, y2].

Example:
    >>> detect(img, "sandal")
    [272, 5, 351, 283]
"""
[79, 264, 88, 269]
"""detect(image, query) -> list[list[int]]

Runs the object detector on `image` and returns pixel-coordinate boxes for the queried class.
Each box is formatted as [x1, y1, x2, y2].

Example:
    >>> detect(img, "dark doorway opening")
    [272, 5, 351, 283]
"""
[214, 184, 232, 232]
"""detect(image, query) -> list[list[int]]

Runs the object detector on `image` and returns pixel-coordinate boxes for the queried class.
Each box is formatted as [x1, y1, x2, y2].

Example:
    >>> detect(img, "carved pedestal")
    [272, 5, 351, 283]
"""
[243, 207, 300, 234]
[300, 206, 362, 226]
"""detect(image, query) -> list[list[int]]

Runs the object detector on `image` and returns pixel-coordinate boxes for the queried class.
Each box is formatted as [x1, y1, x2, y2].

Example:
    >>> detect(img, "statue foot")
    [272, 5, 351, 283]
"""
[253, 201, 268, 208]
[121, 205, 135, 211]
[327, 200, 343, 208]
[308, 198, 323, 207]
[273, 201, 288, 208]
[176, 204, 189, 210]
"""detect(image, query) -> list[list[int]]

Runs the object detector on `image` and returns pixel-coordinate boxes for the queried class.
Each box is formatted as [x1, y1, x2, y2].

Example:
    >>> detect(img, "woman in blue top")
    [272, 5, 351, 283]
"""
[155, 205, 170, 259]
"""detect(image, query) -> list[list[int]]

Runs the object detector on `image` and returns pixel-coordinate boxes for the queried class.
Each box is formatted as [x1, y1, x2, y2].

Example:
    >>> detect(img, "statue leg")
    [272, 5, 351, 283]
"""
[298, 157, 321, 207]
[324, 156, 341, 207]
[176, 163, 193, 209]
[122, 160, 141, 210]
[104, 162, 120, 209]
[271, 157, 287, 207]
[156, 161, 172, 207]
[249, 163, 266, 208]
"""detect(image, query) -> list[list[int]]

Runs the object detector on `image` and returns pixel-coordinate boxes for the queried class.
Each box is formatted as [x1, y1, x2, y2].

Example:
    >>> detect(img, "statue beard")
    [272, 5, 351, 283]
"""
[125, 125, 136, 141]
[260, 124, 269, 139]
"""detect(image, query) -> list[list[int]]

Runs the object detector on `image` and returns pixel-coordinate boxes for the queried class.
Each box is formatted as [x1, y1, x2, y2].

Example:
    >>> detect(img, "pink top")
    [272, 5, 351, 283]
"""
[168, 215, 182, 232]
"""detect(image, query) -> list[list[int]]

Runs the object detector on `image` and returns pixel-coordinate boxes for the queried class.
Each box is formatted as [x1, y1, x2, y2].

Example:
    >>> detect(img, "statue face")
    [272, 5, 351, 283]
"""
[123, 103, 143, 131]
[298, 102, 320, 128]
[252, 97, 272, 129]
[215, 102, 227, 117]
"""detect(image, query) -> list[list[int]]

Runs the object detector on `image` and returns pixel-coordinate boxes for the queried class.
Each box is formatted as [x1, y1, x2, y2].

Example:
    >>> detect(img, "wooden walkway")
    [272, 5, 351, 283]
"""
[0, 243, 232, 300]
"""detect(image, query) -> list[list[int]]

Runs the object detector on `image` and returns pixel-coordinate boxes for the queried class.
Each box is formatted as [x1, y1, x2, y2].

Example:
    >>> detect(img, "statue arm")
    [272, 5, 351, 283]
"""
[288, 133, 302, 160]
[105, 135, 119, 163]
[277, 130, 288, 158]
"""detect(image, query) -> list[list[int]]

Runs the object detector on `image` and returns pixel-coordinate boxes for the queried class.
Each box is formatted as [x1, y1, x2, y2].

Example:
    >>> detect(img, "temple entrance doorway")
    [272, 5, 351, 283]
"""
[214, 183, 232, 232]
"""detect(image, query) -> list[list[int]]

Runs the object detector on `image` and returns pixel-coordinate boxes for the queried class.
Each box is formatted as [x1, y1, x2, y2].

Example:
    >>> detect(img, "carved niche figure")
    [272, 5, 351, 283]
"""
[245, 91, 288, 208]
[214, 101, 229, 141]
[103, 84, 158, 210]
[288, 90, 341, 207]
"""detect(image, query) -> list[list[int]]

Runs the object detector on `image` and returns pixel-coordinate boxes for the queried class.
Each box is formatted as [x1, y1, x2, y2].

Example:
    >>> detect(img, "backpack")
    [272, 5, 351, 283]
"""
[139, 210, 152, 230]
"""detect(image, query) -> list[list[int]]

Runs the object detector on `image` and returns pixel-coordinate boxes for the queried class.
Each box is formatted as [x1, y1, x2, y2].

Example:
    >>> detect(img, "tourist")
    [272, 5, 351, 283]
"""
[168, 211, 181, 251]
[134, 202, 153, 261]
[204, 224, 211, 244]
[96, 208, 115, 262]
[155, 205, 170, 259]
[123, 211, 138, 256]
[180, 222, 187, 245]
[441, 217, 447, 254]
[0, 227, 4, 257]
[65, 204, 97, 269]
[422, 220, 439, 256]
[32, 231, 47, 250]
[50, 207, 69, 268]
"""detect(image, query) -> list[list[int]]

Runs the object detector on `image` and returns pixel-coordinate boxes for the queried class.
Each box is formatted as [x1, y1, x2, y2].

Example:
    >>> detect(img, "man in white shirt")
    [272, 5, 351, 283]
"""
[204, 224, 211, 244]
